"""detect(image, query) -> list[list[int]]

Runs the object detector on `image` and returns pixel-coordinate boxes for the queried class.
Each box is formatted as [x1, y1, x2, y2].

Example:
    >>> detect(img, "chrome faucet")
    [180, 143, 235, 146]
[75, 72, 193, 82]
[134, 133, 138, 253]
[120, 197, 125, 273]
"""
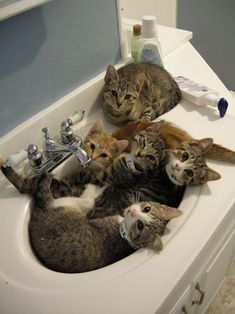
[3, 110, 90, 175]
[39, 126, 91, 173]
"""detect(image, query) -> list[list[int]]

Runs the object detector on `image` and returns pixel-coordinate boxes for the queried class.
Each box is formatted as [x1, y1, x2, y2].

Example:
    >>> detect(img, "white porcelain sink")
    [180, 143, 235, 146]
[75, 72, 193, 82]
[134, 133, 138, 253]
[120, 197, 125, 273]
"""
[1, 42, 235, 314]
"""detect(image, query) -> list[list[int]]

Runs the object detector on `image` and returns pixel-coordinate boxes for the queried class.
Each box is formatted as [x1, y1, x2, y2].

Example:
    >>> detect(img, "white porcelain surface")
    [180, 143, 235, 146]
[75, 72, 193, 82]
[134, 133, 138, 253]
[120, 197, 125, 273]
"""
[1, 40, 235, 313]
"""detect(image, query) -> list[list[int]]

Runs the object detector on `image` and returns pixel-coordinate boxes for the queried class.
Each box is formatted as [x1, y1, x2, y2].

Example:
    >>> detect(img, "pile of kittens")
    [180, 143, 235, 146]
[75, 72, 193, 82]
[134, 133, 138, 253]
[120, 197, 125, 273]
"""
[1, 62, 235, 273]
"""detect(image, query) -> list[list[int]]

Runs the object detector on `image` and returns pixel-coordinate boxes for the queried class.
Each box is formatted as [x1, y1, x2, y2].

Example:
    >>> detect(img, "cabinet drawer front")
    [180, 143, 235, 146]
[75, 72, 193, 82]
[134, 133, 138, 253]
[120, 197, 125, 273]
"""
[169, 285, 191, 314]
[195, 230, 235, 313]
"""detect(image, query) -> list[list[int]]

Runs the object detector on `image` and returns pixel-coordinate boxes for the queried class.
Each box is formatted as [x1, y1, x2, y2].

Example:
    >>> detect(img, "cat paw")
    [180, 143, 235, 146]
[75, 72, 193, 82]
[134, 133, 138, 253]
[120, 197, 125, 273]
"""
[81, 183, 105, 199]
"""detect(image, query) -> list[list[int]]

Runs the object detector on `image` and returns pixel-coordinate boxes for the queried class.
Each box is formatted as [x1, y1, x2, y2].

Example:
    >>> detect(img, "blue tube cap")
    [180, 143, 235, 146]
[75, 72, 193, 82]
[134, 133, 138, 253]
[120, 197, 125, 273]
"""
[218, 98, 228, 117]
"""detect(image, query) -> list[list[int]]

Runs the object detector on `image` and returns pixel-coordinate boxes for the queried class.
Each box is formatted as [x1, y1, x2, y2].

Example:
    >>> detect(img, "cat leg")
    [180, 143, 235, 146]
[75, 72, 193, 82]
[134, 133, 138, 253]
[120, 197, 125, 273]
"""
[80, 183, 106, 199]
[1, 163, 39, 194]
[140, 104, 154, 122]
[52, 184, 106, 214]
[79, 183, 106, 214]
[51, 196, 92, 214]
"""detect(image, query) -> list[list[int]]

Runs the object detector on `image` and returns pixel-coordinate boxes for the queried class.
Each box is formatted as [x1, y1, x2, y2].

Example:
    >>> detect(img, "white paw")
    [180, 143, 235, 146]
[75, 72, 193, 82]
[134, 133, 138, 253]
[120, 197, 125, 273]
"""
[81, 183, 105, 199]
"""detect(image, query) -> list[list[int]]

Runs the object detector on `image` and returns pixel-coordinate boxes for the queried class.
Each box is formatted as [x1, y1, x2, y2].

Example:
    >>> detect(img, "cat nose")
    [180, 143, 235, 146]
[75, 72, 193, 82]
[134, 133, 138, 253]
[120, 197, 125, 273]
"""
[174, 163, 181, 171]
[116, 99, 122, 108]
[129, 208, 137, 217]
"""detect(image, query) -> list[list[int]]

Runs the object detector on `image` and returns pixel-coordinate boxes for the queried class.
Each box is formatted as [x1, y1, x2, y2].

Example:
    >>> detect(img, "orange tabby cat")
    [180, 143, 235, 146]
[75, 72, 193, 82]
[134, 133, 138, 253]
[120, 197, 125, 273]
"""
[83, 120, 129, 168]
[112, 120, 235, 163]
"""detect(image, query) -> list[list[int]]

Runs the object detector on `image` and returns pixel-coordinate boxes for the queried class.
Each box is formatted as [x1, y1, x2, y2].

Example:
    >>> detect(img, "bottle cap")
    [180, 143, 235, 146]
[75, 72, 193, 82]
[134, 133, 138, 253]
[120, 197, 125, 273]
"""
[142, 15, 157, 38]
[133, 24, 141, 36]
[218, 98, 228, 117]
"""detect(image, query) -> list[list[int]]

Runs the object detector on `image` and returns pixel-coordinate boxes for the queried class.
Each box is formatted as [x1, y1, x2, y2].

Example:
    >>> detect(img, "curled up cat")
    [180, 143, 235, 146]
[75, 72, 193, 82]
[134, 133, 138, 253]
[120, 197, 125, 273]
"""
[103, 62, 181, 126]
[0, 157, 182, 273]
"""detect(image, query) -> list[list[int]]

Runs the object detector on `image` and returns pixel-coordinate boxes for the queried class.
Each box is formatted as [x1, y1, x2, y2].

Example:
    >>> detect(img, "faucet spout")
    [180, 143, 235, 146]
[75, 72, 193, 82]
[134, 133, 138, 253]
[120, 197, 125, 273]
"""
[67, 144, 91, 166]
[46, 143, 91, 167]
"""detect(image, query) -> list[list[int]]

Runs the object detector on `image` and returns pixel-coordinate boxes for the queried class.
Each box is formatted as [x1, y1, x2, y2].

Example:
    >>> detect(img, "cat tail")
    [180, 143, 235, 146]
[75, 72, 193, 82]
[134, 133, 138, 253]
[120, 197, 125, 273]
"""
[112, 121, 151, 141]
[165, 81, 182, 112]
[206, 143, 235, 164]
[33, 173, 54, 210]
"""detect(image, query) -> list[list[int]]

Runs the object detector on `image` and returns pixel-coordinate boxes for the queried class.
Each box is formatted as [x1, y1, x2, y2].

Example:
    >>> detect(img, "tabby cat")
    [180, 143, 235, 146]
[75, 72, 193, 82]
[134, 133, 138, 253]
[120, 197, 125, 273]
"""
[103, 62, 181, 126]
[0, 163, 182, 273]
[112, 120, 235, 185]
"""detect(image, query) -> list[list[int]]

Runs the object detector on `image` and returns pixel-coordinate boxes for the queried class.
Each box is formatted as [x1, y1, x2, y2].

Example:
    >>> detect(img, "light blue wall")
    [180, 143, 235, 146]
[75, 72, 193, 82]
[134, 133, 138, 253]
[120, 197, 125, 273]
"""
[0, 0, 121, 137]
[177, 0, 235, 91]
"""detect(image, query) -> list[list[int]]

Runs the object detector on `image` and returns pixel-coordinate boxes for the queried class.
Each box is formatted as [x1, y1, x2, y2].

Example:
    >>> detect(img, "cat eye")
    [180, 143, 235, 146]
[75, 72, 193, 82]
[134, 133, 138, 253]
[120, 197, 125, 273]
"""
[143, 206, 151, 213]
[124, 94, 132, 100]
[111, 90, 118, 97]
[90, 143, 95, 151]
[146, 155, 155, 161]
[137, 220, 144, 231]
[184, 169, 194, 177]
[182, 152, 189, 161]
[100, 153, 108, 158]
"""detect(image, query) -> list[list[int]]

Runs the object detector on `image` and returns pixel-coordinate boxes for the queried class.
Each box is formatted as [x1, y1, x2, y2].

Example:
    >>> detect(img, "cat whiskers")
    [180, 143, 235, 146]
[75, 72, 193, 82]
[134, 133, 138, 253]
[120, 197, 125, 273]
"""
[130, 191, 141, 204]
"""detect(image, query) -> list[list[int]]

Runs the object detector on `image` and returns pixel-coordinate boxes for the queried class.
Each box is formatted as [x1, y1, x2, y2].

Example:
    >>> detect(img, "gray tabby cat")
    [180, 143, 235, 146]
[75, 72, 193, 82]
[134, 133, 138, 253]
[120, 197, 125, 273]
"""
[0, 163, 182, 273]
[128, 123, 221, 186]
[103, 62, 181, 126]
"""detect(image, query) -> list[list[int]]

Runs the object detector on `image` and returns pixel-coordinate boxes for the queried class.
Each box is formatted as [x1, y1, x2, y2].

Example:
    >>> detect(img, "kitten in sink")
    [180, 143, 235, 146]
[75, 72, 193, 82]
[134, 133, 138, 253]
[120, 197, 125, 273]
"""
[102, 62, 181, 126]
[82, 120, 129, 168]
[112, 120, 235, 165]
[0, 164, 182, 273]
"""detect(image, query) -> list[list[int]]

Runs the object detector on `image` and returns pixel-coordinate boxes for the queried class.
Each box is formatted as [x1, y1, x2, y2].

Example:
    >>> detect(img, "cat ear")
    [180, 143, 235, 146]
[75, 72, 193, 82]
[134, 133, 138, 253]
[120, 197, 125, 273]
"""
[146, 120, 165, 135]
[152, 234, 163, 251]
[197, 138, 213, 154]
[88, 120, 103, 135]
[105, 65, 118, 84]
[161, 204, 182, 220]
[132, 73, 146, 92]
[199, 167, 221, 184]
[112, 139, 129, 155]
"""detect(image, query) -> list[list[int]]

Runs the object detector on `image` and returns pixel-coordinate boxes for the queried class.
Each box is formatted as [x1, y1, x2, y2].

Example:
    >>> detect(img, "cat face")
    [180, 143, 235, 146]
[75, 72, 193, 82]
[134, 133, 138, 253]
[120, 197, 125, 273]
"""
[104, 65, 145, 115]
[83, 120, 129, 168]
[123, 201, 182, 251]
[165, 138, 221, 186]
[131, 121, 166, 171]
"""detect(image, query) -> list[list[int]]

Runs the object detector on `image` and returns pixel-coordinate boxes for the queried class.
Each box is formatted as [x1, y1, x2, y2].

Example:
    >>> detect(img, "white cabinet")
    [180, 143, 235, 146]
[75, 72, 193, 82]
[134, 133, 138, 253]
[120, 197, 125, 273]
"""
[167, 230, 235, 314]
[169, 285, 191, 314]
[193, 230, 235, 314]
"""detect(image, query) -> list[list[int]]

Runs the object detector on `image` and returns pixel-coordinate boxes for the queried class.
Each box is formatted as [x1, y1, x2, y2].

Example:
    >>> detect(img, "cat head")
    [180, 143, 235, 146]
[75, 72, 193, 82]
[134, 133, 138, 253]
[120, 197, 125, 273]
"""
[131, 121, 166, 171]
[104, 64, 145, 113]
[122, 201, 182, 251]
[165, 138, 221, 186]
[83, 120, 129, 168]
